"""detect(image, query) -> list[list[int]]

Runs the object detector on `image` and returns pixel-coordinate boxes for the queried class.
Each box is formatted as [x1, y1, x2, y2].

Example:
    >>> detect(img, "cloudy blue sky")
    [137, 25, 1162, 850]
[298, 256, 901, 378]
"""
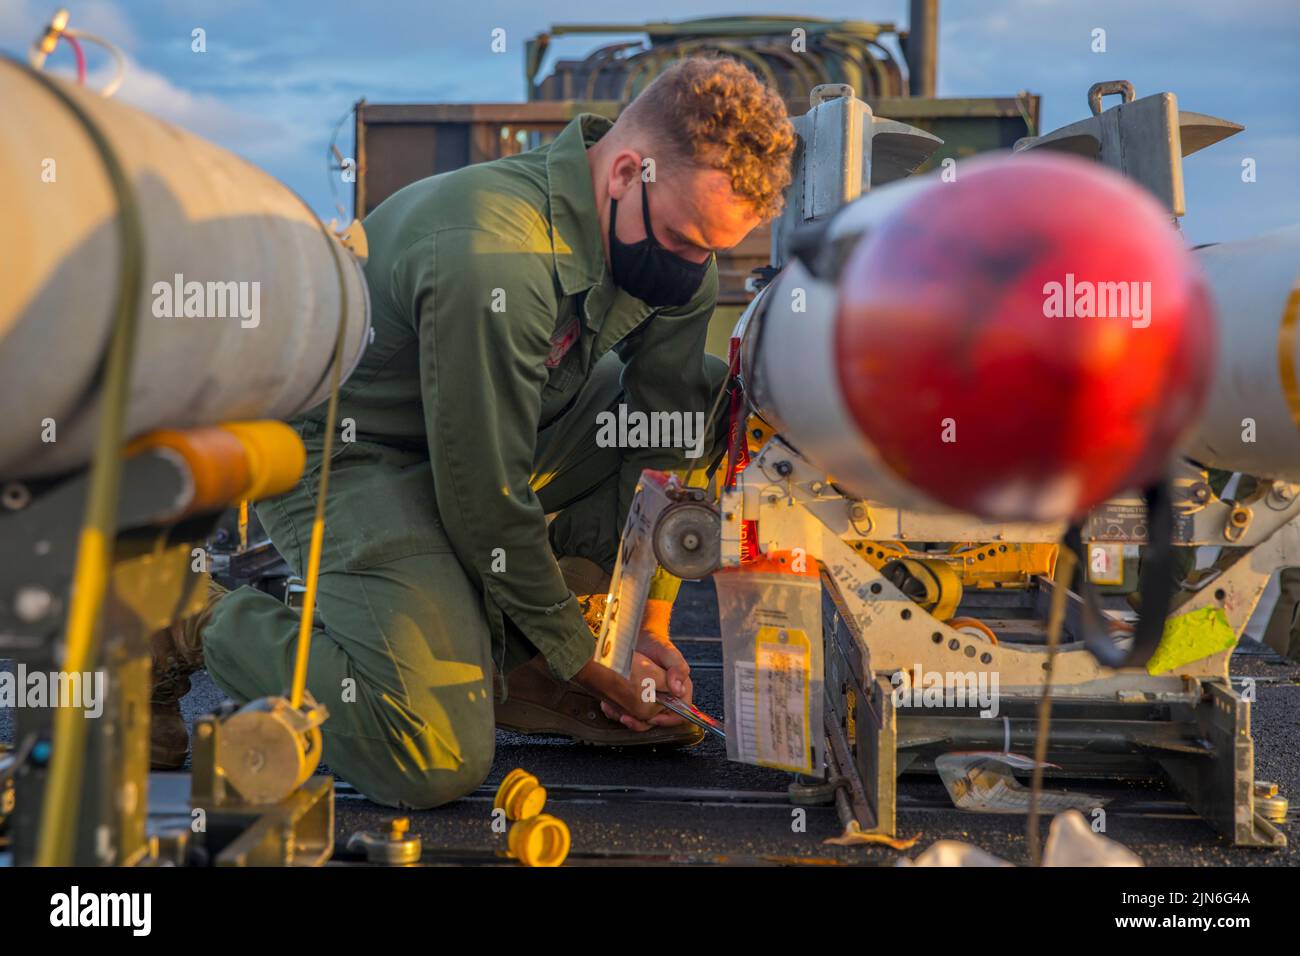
[2, 0, 1297, 244]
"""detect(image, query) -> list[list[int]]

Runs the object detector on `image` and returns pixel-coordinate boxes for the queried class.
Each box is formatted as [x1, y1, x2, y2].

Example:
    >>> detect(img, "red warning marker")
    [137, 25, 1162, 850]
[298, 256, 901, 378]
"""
[834, 152, 1214, 521]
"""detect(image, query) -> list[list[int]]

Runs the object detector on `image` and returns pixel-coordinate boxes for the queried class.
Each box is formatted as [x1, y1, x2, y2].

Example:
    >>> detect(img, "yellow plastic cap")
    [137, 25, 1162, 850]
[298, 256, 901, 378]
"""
[493, 768, 547, 821]
[507, 814, 570, 867]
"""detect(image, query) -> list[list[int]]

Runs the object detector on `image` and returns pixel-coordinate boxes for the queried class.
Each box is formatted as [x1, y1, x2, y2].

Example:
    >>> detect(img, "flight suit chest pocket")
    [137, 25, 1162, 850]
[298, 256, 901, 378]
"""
[544, 317, 582, 390]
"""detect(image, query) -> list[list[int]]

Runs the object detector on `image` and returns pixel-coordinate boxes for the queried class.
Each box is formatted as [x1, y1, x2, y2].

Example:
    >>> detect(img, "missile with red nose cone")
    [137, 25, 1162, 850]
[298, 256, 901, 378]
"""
[742, 151, 1216, 522]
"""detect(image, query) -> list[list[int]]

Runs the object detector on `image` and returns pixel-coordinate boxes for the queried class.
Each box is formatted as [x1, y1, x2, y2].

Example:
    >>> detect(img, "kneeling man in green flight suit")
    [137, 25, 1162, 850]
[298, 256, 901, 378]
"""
[148, 56, 797, 809]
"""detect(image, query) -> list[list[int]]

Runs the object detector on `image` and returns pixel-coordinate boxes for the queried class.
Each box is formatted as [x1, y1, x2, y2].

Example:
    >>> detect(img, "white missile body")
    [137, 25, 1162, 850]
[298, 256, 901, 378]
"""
[741, 258, 939, 510]
[1185, 227, 1300, 480]
[0, 60, 370, 479]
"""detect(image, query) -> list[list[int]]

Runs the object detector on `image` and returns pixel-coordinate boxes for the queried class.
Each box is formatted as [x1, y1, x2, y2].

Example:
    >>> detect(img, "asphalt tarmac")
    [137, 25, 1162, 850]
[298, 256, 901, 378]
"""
[4, 579, 1298, 865]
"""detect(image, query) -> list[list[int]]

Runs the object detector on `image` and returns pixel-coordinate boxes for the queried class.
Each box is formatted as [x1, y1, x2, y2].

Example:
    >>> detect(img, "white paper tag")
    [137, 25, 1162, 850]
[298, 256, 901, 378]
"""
[592, 472, 673, 677]
[754, 628, 812, 772]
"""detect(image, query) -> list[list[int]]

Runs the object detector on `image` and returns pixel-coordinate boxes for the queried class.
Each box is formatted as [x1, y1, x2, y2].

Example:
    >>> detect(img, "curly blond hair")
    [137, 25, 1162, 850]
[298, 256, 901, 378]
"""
[621, 57, 796, 221]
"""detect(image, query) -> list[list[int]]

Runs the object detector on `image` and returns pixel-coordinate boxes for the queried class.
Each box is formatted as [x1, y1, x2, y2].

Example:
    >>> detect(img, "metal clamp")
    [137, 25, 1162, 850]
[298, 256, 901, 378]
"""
[1224, 504, 1253, 543]
[347, 817, 422, 865]
[1088, 79, 1135, 115]
[810, 82, 854, 107]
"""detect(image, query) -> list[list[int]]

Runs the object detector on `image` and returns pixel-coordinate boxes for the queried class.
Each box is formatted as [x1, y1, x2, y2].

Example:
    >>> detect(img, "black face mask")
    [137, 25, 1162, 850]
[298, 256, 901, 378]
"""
[608, 179, 711, 309]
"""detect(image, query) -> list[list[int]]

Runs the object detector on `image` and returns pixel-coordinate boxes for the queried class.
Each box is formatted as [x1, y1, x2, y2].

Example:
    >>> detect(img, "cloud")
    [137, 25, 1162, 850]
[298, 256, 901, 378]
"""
[86, 55, 304, 164]
[65, 0, 140, 50]
[0, 1, 309, 180]
[0, 0, 138, 52]
[5, 0, 1297, 233]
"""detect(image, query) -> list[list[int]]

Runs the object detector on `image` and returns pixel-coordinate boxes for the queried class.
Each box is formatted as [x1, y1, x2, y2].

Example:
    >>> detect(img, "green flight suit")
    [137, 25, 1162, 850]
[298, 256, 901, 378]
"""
[203, 115, 726, 809]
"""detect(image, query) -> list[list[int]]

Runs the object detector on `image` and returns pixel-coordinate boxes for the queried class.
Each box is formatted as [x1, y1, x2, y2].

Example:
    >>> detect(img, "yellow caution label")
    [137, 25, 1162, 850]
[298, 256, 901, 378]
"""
[1146, 606, 1237, 675]
[754, 627, 813, 773]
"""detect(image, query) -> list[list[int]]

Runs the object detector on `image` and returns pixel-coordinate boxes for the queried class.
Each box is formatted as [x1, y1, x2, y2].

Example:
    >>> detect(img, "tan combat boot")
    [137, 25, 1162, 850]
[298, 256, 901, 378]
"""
[150, 578, 228, 769]
[557, 555, 611, 634]
[494, 556, 704, 747]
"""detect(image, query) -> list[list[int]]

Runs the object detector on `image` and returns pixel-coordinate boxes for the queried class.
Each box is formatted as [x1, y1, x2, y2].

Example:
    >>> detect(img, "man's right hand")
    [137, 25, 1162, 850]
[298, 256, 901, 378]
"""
[573, 655, 682, 728]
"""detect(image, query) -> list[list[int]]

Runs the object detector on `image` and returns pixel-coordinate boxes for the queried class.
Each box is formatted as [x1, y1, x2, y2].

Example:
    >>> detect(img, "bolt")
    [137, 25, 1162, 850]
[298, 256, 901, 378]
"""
[14, 586, 52, 622]
[1, 482, 31, 511]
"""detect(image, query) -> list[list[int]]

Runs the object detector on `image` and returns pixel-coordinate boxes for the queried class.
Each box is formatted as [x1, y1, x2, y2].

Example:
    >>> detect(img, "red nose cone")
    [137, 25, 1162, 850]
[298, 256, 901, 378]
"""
[834, 152, 1214, 522]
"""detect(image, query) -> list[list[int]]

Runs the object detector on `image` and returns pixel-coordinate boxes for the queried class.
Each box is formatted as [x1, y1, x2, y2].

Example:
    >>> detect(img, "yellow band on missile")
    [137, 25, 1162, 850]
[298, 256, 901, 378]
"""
[1280, 284, 1300, 433]
[125, 421, 304, 514]
[125, 427, 251, 513]
[219, 420, 307, 502]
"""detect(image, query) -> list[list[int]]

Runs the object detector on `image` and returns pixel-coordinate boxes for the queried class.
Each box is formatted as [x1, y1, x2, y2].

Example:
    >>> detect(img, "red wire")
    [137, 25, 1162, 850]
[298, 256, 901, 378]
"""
[61, 33, 86, 85]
